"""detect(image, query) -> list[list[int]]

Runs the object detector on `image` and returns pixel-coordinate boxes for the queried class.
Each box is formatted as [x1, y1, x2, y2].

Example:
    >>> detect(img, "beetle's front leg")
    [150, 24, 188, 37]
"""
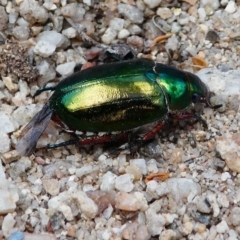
[173, 112, 208, 129]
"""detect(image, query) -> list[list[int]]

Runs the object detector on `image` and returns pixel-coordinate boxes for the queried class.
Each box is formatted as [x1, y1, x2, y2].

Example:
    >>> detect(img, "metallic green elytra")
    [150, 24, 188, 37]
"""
[17, 58, 213, 156]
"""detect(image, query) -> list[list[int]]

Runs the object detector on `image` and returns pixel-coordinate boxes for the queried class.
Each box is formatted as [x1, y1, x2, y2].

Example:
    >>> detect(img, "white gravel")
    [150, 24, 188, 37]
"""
[0, 0, 240, 240]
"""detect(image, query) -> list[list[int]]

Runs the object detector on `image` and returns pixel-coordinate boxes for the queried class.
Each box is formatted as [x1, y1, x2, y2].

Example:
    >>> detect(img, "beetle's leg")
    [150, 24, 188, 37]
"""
[124, 122, 166, 153]
[45, 132, 129, 151]
[78, 132, 129, 145]
[142, 122, 165, 141]
[47, 139, 79, 149]
[34, 86, 57, 97]
[174, 112, 208, 129]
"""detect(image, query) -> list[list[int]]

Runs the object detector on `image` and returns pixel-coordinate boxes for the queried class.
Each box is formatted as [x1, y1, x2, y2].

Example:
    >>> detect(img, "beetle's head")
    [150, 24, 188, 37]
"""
[189, 73, 222, 109]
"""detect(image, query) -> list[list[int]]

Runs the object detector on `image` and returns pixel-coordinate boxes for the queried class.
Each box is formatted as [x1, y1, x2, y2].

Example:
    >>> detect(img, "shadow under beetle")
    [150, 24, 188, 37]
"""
[16, 58, 220, 156]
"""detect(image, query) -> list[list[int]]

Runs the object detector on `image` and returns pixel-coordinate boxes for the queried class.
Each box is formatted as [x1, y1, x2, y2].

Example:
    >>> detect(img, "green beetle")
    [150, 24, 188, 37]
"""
[16, 58, 216, 156]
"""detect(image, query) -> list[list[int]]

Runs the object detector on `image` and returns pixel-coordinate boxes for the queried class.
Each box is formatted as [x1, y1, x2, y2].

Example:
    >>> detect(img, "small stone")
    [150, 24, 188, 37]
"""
[36, 31, 67, 48]
[225, 0, 237, 14]
[100, 171, 117, 191]
[101, 28, 117, 45]
[43, 2, 57, 10]
[0, 113, 19, 133]
[182, 0, 197, 4]
[157, 7, 172, 19]
[217, 193, 229, 208]
[117, 4, 144, 24]
[103, 204, 114, 219]
[0, 6, 8, 30]
[34, 40, 56, 57]
[2, 76, 18, 92]
[179, 221, 193, 235]
[221, 172, 231, 181]
[216, 220, 229, 233]
[0, 132, 10, 153]
[127, 25, 142, 35]
[1, 150, 19, 164]
[12, 26, 30, 41]
[216, 133, 240, 173]
[195, 196, 211, 213]
[87, 190, 116, 215]
[37, 60, 56, 86]
[130, 159, 147, 175]
[229, 207, 240, 226]
[146, 208, 165, 236]
[115, 192, 145, 211]
[61, 3, 77, 17]
[135, 225, 151, 240]
[19, 0, 48, 24]
[194, 223, 206, 234]
[56, 62, 76, 76]
[115, 174, 134, 192]
[109, 17, 125, 31]
[72, 191, 98, 219]
[2, 213, 16, 238]
[42, 178, 60, 196]
[62, 27, 77, 38]
[160, 229, 177, 240]
[162, 213, 178, 225]
[166, 178, 201, 201]
[125, 165, 142, 181]
[9, 12, 18, 24]
[118, 29, 130, 39]
[206, 194, 220, 217]
[197, 8, 206, 22]
[200, 0, 220, 10]
[83, 0, 91, 6]
[143, 0, 162, 9]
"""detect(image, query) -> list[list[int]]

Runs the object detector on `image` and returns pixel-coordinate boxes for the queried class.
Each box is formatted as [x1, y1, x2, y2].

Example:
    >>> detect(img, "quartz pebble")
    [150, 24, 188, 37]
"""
[19, 0, 48, 24]
[115, 174, 134, 192]
[229, 207, 240, 226]
[0, 6, 8, 30]
[130, 158, 147, 175]
[36, 30, 67, 48]
[225, 1, 237, 14]
[117, 4, 144, 24]
[0, 113, 18, 134]
[12, 26, 29, 40]
[34, 40, 56, 57]
[87, 190, 116, 215]
[101, 28, 117, 45]
[143, 0, 162, 9]
[100, 171, 117, 191]
[42, 178, 60, 196]
[2, 213, 16, 238]
[37, 60, 56, 86]
[62, 27, 77, 38]
[0, 133, 10, 153]
[216, 133, 240, 173]
[0, 161, 19, 217]
[157, 7, 173, 19]
[56, 62, 76, 76]
[146, 207, 166, 236]
[216, 220, 229, 233]
[72, 191, 98, 219]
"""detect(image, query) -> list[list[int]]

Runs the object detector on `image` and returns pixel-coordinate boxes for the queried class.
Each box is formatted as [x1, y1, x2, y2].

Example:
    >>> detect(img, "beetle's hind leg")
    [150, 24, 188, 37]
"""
[46, 139, 79, 149]
[34, 86, 57, 97]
